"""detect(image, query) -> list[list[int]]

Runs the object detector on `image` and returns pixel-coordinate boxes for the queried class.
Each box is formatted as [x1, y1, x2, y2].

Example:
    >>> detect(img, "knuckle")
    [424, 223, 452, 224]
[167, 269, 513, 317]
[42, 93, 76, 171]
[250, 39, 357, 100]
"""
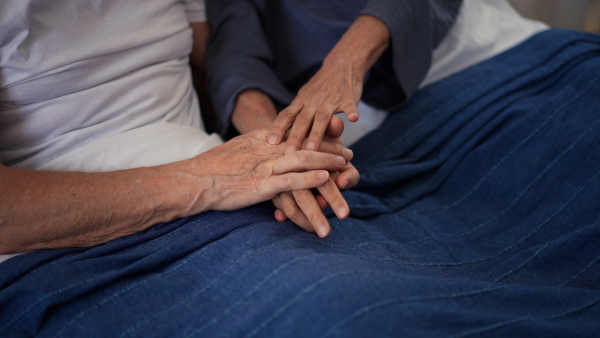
[321, 102, 337, 111]
[309, 214, 322, 224]
[294, 190, 312, 204]
[247, 130, 262, 138]
[330, 142, 342, 154]
[279, 108, 297, 120]
[286, 208, 303, 221]
[309, 130, 323, 140]
[289, 101, 303, 109]
[273, 198, 283, 209]
[294, 151, 308, 164]
[286, 135, 302, 148]
[295, 113, 313, 124]
[286, 134, 302, 146]
[280, 175, 294, 190]
[304, 172, 316, 186]
[314, 110, 331, 122]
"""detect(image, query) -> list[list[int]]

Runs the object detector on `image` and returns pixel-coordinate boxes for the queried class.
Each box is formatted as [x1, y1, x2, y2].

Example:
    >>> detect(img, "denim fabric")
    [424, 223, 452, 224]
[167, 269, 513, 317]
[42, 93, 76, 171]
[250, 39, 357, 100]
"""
[1, 29, 599, 337]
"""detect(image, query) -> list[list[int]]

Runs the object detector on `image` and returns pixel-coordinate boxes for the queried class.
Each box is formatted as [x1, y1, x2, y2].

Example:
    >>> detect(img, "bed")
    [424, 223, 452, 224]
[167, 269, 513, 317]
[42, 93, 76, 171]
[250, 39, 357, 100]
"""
[1, 28, 599, 337]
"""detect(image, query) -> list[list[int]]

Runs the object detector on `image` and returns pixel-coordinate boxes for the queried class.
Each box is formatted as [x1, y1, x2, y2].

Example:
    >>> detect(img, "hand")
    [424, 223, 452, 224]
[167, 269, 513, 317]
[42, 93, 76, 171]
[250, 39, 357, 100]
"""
[195, 130, 351, 211]
[266, 15, 390, 153]
[231, 90, 360, 237]
[271, 117, 360, 238]
[271, 160, 359, 237]
[267, 60, 362, 154]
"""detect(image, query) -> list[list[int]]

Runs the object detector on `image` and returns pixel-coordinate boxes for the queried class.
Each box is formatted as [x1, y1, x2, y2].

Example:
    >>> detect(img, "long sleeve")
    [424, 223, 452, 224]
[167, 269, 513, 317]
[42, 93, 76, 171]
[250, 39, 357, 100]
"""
[205, 0, 463, 136]
[205, 0, 295, 135]
[361, 0, 463, 102]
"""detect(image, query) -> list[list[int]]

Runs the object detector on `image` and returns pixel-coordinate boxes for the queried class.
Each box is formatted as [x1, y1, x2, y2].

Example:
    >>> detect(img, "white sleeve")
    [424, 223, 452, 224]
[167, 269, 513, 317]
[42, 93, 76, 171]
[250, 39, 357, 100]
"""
[185, 0, 206, 23]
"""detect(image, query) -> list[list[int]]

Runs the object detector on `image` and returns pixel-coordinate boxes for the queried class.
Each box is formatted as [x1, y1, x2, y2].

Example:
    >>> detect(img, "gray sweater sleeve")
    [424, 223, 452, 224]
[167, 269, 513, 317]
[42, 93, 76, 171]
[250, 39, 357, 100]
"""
[206, 0, 463, 136]
[205, 0, 295, 135]
[361, 0, 463, 100]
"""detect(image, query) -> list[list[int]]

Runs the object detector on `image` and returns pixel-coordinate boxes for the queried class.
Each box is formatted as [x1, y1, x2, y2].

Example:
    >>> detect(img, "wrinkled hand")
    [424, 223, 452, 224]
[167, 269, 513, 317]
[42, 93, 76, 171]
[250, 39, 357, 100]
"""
[271, 117, 360, 238]
[267, 60, 363, 154]
[195, 130, 351, 212]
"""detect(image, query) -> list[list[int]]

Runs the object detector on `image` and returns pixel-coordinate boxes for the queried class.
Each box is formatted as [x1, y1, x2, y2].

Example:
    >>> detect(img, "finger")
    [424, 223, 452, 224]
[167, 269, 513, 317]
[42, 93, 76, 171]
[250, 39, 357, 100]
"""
[323, 135, 344, 145]
[292, 189, 330, 237]
[315, 194, 329, 210]
[335, 162, 360, 190]
[316, 172, 336, 210]
[316, 178, 349, 220]
[271, 194, 287, 221]
[266, 170, 330, 196]
[273, 192, 314, 231]
[330, 171, 340, 183]
[305, 107, 335, 151]
[272, 151, 346, 175]
[268, 103, 303, 145]
[310, 139, 353, 161]
[326, 116, 345, 139]
[285, 107, 317, 154]
[274, 208, 288, 222]
[341, 101, 360, 122]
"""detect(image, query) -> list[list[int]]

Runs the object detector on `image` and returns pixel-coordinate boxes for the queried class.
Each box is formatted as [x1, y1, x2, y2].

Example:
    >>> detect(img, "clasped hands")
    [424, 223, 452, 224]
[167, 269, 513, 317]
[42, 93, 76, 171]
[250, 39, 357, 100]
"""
[270, 117, 359, 238]
[230, 54, 365, 237]
[197, 127, 357, 238]
[229, 16, 385, 236]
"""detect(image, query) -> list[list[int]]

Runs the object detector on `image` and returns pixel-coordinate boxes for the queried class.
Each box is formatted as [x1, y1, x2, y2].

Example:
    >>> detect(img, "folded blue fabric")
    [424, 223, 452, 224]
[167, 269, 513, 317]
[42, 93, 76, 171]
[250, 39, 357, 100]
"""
[1, 29, 599, 337]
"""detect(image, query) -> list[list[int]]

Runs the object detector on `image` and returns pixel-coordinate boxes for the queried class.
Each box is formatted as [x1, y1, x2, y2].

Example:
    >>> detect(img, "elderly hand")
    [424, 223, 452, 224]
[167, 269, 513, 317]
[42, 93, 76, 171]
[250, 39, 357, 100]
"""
[267, 58, 362, 154]
[194, 130, 351, 212]
[232, 89, 359, 237]
[266, 15, 390, 154]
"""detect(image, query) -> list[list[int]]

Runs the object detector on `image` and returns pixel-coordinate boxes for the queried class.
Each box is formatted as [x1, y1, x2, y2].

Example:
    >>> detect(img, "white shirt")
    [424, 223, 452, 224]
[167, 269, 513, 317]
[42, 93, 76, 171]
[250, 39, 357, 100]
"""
[0, 0, 222, 263]
[0, 0, 219, 173]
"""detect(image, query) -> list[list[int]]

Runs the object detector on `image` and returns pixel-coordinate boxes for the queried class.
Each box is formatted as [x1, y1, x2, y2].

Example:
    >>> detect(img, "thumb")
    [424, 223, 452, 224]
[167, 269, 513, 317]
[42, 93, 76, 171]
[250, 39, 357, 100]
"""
[326, 116, 345, 138]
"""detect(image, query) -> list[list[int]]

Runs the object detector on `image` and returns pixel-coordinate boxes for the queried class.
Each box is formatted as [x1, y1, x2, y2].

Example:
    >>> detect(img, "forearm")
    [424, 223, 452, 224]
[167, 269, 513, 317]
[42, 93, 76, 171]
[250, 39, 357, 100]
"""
[231, 89, 278, 134]
[0, 130, 350, 252]
[0, 161, 210, 253]
[323, 15, 390, 81]
[360, 0, 463, 100]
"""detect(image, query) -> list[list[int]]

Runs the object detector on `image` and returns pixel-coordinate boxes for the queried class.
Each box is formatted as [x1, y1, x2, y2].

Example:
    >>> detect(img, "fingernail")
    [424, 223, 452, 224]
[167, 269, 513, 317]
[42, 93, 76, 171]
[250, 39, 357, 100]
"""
[336, 156, 345, 166]
[343, 148, 353, 160]
[318, 171, 329, 180]
[342, 181, 348, 189]
[317, 225, 328, 238]
[350, 114, 359, 121]
[306, 141, 316, 151]
[285, 145, 295, 154]
[268, 135, 278, 144]
[337, 207, 348, 218]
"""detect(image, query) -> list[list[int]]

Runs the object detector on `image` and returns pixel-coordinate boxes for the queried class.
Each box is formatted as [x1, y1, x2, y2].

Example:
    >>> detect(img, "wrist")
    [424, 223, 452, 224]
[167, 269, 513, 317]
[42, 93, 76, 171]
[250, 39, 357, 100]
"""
[150, 161, 213, 219]
[324, 15, 390, 77]
[232, 89, 277, 133]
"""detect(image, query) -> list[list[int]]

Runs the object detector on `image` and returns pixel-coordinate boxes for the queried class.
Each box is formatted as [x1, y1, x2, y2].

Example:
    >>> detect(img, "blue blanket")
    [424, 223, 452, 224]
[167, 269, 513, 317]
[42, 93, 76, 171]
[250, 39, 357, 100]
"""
[1, 29, 599, 337]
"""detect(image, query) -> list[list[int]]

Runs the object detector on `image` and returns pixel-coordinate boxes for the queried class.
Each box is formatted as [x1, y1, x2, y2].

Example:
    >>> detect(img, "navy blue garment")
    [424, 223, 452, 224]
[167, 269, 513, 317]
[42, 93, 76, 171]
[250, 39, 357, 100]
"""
[205, 0, 462, 135]
[1, 29, 599, 337]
